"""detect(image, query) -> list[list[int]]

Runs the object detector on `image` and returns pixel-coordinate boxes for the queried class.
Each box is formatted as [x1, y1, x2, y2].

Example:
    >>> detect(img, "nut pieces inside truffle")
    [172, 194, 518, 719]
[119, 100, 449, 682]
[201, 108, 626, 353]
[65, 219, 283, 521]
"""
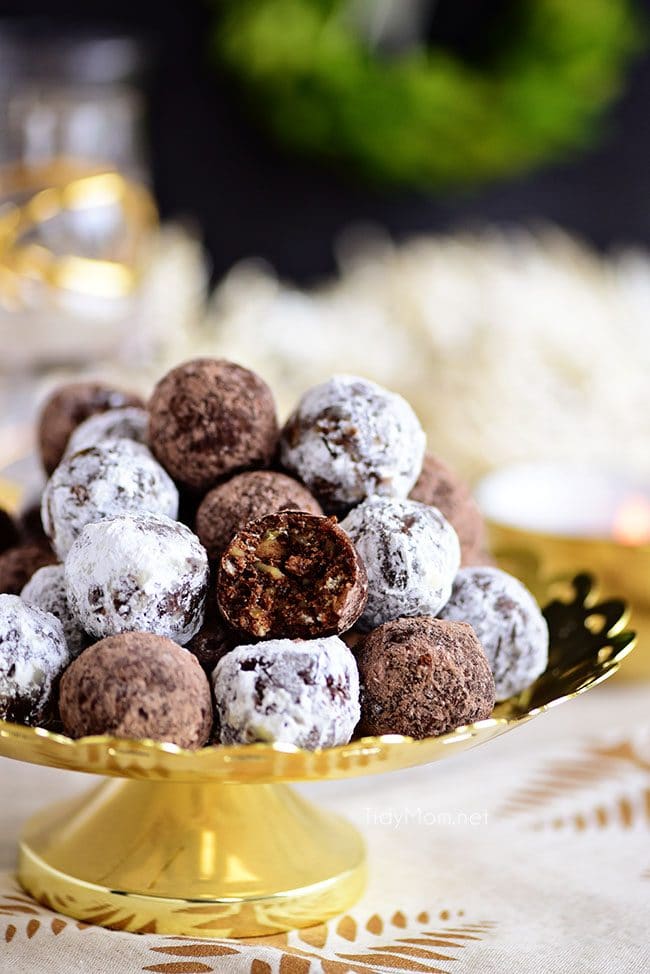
[196, 469, 323, 560]
[217, 511, 368, 640]
[2, 359, 552, 751]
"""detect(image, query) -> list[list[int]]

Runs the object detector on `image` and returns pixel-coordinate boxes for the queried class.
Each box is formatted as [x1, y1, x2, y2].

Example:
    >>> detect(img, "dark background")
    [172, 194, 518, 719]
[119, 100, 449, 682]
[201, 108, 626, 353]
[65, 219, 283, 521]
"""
[1, 0, 649, 283]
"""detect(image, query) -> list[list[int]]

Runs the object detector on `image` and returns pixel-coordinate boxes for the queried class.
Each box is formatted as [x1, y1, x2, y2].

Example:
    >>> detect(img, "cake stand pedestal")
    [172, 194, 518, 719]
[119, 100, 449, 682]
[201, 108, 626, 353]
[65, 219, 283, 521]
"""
[18, 778, 366, 937]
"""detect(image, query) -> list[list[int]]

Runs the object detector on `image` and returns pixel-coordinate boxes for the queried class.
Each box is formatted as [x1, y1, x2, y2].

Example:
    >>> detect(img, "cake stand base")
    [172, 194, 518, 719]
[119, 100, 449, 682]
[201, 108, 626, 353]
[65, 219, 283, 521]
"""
[17, 778, 366, 937]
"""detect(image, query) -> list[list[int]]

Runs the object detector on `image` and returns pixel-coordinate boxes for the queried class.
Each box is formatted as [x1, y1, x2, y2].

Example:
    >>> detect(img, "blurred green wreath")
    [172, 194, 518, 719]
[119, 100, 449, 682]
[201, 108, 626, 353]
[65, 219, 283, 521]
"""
[211, 0, 642, 189]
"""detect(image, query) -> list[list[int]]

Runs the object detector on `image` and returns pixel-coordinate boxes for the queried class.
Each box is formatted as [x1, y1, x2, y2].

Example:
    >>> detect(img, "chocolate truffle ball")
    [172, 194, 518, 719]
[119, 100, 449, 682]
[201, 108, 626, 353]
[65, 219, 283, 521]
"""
[0, 594, 70, 725]
[22, 565, 88, 657]
[196, 470, 323, 560]
[0, 543, 57, 596]
[409, 453, 488, 566]
[65, 512, 209, 645]
[439, 567, 549, 701]
[65, 406, 148, 457]
[42, 439, 179, 560]
[148, 358, 279, 491]
[59, 633, 212, 748]
[280, 375, 426, 514]
[212, 636, 360, 748]
[341, 497, 460, 631]
[217, 511, 367, 640]
[0, 508, 20, 554]
[38, 381, 144, 475]
[356, 616, 495, 738]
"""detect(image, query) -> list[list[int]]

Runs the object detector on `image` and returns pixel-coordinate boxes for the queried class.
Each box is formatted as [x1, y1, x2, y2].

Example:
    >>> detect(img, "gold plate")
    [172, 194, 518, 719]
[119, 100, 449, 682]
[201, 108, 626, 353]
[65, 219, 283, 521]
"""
[0, 573, 636, 936]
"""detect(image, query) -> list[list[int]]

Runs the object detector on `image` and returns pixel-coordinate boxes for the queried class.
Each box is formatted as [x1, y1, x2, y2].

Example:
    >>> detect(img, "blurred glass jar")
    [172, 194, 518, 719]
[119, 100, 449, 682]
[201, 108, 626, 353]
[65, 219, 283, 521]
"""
[0, 23, 148, 180]
[0, 26, 207, 470]
[0, 24, 158, 376]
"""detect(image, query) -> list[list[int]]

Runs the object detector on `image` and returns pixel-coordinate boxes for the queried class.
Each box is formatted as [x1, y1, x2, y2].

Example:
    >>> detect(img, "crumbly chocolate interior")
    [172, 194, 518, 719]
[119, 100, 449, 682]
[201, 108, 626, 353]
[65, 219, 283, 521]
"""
[218, 512, 367, 639]
[196, 469, 322, 560]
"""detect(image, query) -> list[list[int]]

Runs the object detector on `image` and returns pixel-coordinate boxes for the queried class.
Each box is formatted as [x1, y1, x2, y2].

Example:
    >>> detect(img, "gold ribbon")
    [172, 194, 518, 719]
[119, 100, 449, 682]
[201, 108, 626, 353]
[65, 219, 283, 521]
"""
[0, 158, 158, 307]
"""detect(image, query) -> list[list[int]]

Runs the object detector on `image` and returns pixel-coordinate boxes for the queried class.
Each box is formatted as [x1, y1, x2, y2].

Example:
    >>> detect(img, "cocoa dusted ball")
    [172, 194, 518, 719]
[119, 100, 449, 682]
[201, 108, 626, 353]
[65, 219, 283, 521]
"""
[356, 616, 495, 738]
[409, 453, 488, 566]
[0, 543, 57, 596]
[38, 382, 144, 475]
[59, 633, 213, 748]
[217, 511, 367, 640]
[148, 358, 279, 492]
[0, 508, 19, 555]
[196, 470, 322, 560]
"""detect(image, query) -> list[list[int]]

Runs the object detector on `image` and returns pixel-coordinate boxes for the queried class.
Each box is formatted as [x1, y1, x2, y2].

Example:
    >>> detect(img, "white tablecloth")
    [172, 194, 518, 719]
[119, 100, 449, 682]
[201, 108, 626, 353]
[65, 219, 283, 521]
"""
[0, 682, 648, 974]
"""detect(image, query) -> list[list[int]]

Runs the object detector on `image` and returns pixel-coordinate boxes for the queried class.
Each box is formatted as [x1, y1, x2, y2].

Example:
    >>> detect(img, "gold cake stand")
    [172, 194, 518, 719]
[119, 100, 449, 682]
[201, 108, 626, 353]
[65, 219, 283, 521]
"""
[0, 573, 635, 938]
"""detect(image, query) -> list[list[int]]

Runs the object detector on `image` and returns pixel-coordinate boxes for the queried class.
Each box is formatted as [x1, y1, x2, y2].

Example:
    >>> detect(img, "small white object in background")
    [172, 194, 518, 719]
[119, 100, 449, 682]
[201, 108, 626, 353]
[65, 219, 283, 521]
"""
[476, 462, 650, 543]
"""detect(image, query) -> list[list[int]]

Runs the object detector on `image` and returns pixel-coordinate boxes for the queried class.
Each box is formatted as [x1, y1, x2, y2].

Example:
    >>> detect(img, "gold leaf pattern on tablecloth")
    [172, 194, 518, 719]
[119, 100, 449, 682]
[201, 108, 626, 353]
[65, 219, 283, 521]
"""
[0, 881, 92, 943]
[141, 910, 496, 974]
[0, 882, 495, 974]
[498, 736, 650, 821]
[530, 787, 650, 833]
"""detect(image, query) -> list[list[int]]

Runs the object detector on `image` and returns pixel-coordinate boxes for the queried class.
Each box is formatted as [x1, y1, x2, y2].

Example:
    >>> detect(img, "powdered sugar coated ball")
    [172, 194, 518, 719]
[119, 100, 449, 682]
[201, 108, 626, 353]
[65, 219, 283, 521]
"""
[22, 564, 88, 657]
[439, 566, 549, 701]
[341, 497, 460, 630]
[280, 375, 426, 513]
[42, 439, 179, 559]
[65, 406, 148, 456]
[65, 512, 208, 645]
[0, 594, 70, 725]
[212, 636, 360, 749]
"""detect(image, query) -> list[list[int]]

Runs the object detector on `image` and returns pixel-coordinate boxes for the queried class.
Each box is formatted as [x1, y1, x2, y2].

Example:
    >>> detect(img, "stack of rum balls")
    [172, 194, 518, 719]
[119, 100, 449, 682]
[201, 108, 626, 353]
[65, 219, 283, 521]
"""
[0, 361, 549, 750]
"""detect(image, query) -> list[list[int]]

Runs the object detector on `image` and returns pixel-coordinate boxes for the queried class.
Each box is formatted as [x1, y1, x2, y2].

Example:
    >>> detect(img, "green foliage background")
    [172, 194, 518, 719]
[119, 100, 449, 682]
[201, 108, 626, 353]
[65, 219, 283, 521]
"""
[212, 0, 642, 190]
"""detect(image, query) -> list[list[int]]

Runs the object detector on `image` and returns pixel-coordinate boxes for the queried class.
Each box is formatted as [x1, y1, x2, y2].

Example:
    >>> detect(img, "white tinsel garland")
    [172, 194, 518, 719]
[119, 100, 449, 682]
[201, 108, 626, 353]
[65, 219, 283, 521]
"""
[202, 226, 650, 483]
